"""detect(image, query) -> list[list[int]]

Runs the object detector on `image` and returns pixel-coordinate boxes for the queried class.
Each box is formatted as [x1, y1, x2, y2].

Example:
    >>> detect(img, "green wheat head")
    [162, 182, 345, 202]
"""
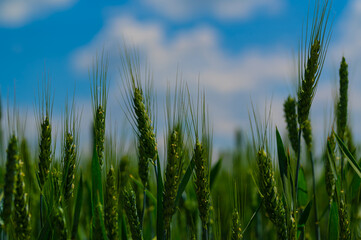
[337, 57, 349, 140]
[105, 166, 118, 240]
[297, 0, 331, 126]
[14, 160, 31, 240]
[53, 206, 68, 240]
[2, 134, 19, 225]
[120, 48, 157, 188]
[38, 116, 52, 188]
[193, 139, 210, 230]
[122, 183, 143, 240]
[326, 134, 336, 203]
[163, 126, 184, 230]
[90, 52, 108, 168]
[283, 95, 299, 153]
[257, 149, 288, 239]
[231, 209, 242, 240]
[302, 118, 313, 151]
[62, 132, 76, 201]
[134, 87, 157, 187]
[339, 191, 351, 240]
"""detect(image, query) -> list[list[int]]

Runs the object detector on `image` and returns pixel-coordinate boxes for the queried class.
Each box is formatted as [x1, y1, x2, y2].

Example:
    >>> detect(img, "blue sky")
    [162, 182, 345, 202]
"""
[0, 0, 359, 156]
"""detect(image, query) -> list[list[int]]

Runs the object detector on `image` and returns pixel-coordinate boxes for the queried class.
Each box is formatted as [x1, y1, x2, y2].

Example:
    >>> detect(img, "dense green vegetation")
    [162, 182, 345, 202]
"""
[0, 1, 360, 239]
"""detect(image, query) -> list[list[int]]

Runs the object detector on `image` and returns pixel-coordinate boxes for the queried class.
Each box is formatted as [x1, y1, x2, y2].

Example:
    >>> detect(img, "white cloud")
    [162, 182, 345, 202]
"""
[0, 0, 76, 27]
[142, 0, 284, 21]
[72, 16, 292, 93]
[71, 15, 293, 151]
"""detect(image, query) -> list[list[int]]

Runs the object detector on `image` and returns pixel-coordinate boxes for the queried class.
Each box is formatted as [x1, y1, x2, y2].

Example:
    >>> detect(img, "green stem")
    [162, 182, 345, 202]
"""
[309, 151, 320, 240]
[140, 188, 146, 230]
[202, 226, 208, 240]
[294, 129, 302, 209]
[40, 194, 44, 228]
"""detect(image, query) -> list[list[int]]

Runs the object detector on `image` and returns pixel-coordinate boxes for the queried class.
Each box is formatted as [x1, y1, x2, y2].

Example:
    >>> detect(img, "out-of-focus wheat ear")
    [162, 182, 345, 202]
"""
[36, 76, 53, 190]
[118, 156, 129, 210]
[0, 93, 4, 161]
[193, 139, 210, 236]
[231, 209, 242, 240]
[283, 96, 299, 153]
[62, 132, 76, 201]
[2, 134, 19, 225]
[288, 214, 297, 240]
[14, 160, 31, 240]
[20, 138, 33, 188]
[118, 155, 129, 191]
[90, 52, 108, 168]
[105, 166, 118, 240]
[122, 183, 143, 240]
[326, 134, 336, 203]
[62, 94, 80, 202]
[338, 191, 351, 240]
[337, 57, 348, 140]
[38, 116, 52, 188]
[344, 126, 356, 157]
[95, 105, 106, 167]
[302, 119, 312, 151]
[257, 149, 288, 239]
[53, 206, 68, 240]
[163, 126, 183, 233]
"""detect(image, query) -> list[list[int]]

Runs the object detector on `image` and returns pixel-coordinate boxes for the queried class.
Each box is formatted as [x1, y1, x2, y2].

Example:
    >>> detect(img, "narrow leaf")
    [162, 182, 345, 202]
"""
[37, 219, 51, 240]
[72, 174, 84, 239]
[297, 167, 308, 207]
[334, 131, 361, 178]
[242, 199, 262, 235]
[156, 156, 165, 239]
[298, 200, 313, 226]
[329, 201, 339, 240]
[129, 174, 157, 204]
[210, 157, 222, 190]
[276, 127, 288, 183]
[174, 159, 195, 208]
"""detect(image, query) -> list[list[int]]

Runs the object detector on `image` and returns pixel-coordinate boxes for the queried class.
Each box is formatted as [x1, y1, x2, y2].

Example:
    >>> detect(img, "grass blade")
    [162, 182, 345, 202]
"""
[297, 167, 308, 208]
[210, 158, 222, 190]
[72, 174, 83, 239]
[334, 131, 361, 178]
[241, 199, 262, 235]
[129, 174, 157, 204]
[155, 156, 165, 239]
[298, 200, 313, 227]
[276, 127, 288, 188]
[329, 201, 339, 240]
[174, 159, 195, 208]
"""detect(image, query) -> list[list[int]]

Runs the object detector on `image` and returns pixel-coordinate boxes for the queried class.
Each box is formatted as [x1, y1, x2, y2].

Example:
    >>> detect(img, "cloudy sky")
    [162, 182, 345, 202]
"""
[0, 0, 359, 157]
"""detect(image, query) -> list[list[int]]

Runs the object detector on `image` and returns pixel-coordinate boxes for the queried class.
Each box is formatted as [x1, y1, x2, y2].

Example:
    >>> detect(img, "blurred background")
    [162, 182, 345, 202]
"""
[0, 0, 358, 158]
